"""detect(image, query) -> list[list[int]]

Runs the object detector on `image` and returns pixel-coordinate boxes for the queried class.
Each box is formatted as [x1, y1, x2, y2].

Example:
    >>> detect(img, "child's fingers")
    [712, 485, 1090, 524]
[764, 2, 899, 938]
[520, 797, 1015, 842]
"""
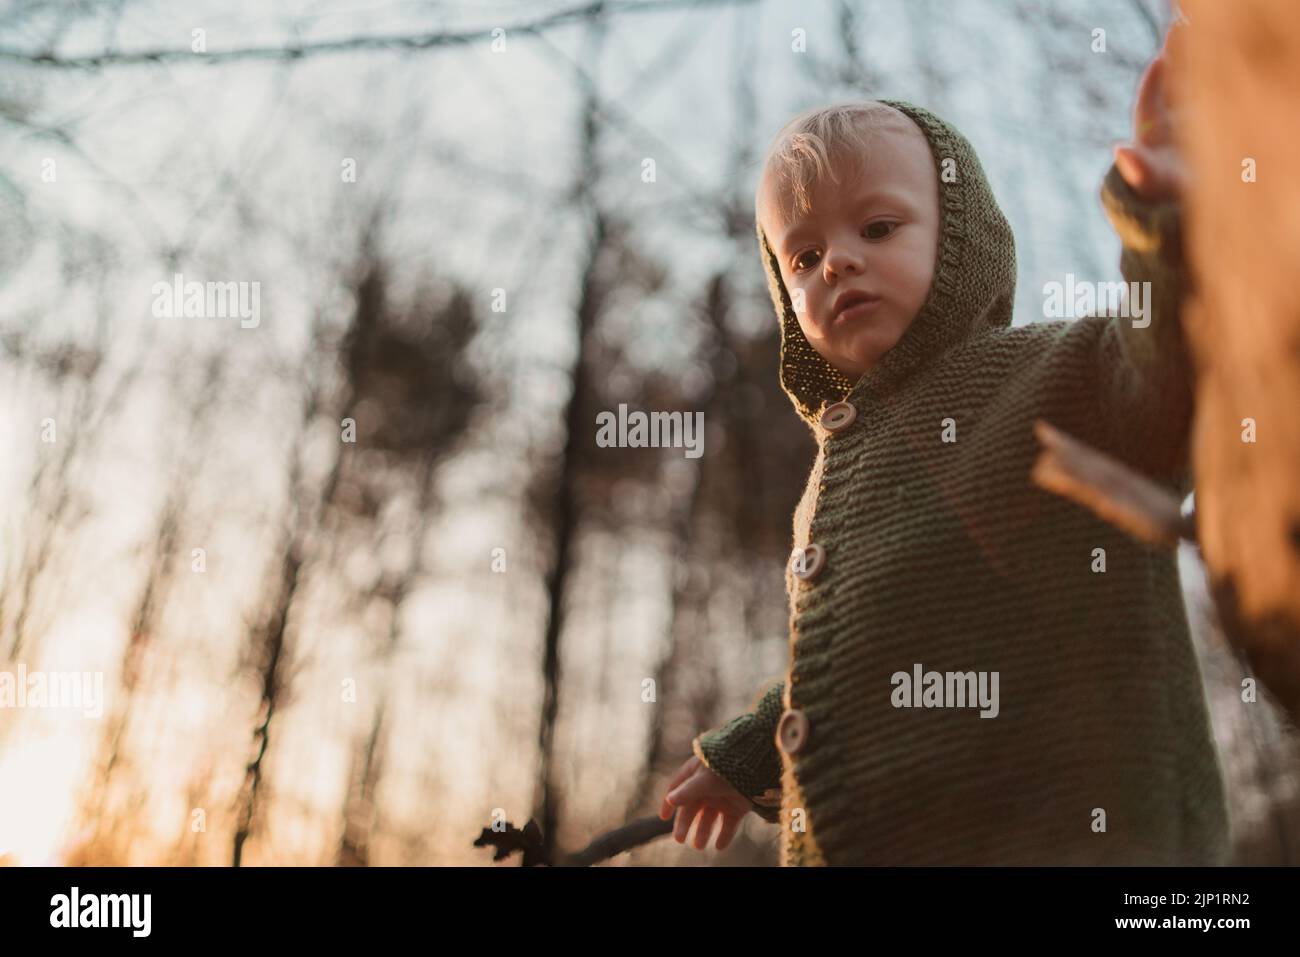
[672, 802, 701, 844]
[1114, 143, 1183, 202]
[666, 768, 710, 807]
[693, 807, 720, 850]
[659, 757, 701, 818]
[665, 755, 698, 794]
[1113, 146, 1149, 194]
[715, 813, 742, 852]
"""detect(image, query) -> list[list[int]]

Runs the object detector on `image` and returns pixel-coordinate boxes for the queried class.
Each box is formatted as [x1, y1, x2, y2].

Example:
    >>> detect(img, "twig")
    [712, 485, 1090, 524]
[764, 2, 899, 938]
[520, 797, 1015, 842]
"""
[563, 816, 676, 867]
[474, 814, 675, 866]
[1030, 418, 1194, 547]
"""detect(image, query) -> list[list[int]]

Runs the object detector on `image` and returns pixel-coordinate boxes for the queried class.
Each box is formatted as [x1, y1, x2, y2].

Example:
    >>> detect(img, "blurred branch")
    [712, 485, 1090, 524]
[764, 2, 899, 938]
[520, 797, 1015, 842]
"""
[623, 7, 758, 816]
[0, 0, 756, 69]
[1014, 0, 1157, 71]
[65, 353, 227, 863]
[527, 8, 611, 874]
[527, 22, 734, 227]
[0, 112, 171, 259]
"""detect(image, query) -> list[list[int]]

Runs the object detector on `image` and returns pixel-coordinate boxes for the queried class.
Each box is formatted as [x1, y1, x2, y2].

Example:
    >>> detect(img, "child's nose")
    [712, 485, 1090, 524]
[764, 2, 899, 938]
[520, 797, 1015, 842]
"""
[823, 244, 866, 281]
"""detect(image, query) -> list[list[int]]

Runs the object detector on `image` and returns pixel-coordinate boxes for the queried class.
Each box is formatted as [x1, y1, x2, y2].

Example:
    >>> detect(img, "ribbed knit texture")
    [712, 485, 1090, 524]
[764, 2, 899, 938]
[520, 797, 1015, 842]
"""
[693, 100, 1229, 865]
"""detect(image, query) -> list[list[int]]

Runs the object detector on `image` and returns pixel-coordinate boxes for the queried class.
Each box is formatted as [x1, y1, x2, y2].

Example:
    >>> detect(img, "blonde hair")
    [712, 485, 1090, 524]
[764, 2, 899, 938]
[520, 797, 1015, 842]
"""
[756, 101, 916, 230]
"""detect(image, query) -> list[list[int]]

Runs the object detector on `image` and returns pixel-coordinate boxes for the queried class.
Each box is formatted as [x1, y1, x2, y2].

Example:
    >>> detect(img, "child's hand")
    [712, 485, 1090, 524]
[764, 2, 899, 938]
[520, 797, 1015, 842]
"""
[658, 754, 752, 851]
[1114, 21, 1187, 203]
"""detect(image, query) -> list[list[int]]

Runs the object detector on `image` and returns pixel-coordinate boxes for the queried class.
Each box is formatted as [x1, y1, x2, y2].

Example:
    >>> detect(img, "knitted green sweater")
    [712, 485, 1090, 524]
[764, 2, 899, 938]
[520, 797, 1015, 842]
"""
[692, 100, 1229, 865]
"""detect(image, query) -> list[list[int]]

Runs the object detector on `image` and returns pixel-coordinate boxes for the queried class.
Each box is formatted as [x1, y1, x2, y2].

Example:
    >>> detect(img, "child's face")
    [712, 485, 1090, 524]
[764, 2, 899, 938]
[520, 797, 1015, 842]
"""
[759, 117, 940, 382]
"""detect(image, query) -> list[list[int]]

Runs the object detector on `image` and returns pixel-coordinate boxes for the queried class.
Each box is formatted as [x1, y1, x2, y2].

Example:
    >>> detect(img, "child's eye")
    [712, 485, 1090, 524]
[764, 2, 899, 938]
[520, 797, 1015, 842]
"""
[864, 221, 897, 240]
[792, 249, 821, 272]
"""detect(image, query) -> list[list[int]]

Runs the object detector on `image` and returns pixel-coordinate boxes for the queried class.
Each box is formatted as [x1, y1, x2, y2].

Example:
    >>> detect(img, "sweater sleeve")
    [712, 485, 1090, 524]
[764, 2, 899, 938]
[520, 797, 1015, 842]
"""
[691, 678, 785, 824]
[1089, 161, 1195, 484]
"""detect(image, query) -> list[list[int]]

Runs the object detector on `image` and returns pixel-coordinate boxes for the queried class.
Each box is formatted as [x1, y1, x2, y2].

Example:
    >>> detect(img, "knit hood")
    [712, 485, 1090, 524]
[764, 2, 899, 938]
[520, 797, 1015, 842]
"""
[756, 100, 1018, 429]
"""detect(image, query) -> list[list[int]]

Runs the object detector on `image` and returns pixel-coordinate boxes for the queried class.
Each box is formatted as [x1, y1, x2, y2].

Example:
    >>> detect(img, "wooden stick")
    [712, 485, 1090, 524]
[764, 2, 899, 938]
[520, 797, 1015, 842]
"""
[474, 814, 675, 866]
[1030, 419, 1194, 548]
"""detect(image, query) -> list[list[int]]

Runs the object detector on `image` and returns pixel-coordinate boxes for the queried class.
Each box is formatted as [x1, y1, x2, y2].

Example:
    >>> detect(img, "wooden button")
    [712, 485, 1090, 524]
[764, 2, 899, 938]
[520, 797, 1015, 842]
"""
[819, 401, 857, 432]
[777, 708, 811, 755]
[790, 543, 826, 581]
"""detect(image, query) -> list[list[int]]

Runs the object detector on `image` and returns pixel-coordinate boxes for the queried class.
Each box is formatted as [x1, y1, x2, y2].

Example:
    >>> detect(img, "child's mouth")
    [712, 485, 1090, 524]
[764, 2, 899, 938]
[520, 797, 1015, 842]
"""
[833, 296, 883, 324]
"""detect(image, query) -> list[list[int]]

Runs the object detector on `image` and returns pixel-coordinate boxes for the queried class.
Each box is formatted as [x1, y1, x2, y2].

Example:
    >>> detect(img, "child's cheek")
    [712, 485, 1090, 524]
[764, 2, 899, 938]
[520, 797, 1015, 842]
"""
[789, 280, 815, 329]
[893, 240, 936, 319]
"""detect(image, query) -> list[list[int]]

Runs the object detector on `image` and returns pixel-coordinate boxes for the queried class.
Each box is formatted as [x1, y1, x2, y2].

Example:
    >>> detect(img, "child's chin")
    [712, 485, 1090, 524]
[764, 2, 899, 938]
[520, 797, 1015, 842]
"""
[834, 334, 898, 377]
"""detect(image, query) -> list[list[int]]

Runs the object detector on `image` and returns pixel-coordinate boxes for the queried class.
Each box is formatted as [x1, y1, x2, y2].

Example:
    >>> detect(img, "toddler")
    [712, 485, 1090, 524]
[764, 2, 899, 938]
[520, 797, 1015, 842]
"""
[659, 29, 1228, 865]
